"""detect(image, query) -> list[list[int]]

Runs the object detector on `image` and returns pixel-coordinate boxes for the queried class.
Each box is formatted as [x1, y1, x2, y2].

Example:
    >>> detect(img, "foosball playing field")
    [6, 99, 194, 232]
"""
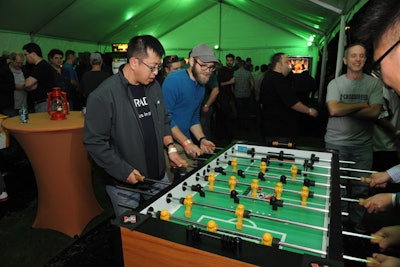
[119, 143, 344, 266]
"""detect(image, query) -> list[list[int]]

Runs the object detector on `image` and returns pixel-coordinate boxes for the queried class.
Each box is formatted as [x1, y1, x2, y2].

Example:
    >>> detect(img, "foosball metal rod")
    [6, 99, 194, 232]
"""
[224, 153, 304, 168]
[343, 255, 374, 264]
[254, 182, 329, 200]
[342, 231, 377, 240]
[192, 157, 208, 161]
[274, 166, 331, 179]
[340, 175, 364, 181]
[150, 209, 262, 242]
[340, 167, 377, 174]
[250, 212, 328, 232]
[171, 214, 261, 241]
[226, 153, 333, 172]
[153, 210, 328, 257]
[206, 229, 329, 258]
[231, 147, 355, 164]
[209, 176, 329, 200]
[215, 158, 330, 187]
[115, 185, 156, 196]
[168, 194, 328, 232]
[276, 241, 327, 256]
[137, 175, 172, 185]
[167, 195, 235, 214]
[219, 157, 332, 179]
[341, 197, 363, 204]
[194, 184, 329, 214]
[246, 170, 330, 188]
[219, 158, 331, 185]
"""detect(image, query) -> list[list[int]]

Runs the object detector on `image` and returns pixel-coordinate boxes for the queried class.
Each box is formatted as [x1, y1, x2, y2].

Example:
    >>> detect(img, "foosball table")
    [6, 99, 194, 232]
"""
[118, 142, 344, 266]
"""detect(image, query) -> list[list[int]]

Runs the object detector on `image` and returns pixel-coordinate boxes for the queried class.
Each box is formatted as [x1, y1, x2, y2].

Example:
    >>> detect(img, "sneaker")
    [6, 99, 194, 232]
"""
[0, 191, 9, 202]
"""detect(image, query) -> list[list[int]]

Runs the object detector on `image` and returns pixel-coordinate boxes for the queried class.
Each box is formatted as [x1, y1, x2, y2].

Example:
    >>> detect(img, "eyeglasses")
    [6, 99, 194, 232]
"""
[136, 58, 162, 73]
[194, 58, 216, 72]
[371, 39, 400, 80]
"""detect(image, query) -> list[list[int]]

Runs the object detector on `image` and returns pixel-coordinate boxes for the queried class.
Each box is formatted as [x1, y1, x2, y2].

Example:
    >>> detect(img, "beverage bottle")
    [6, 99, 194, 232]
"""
[19, 104, 29, 123]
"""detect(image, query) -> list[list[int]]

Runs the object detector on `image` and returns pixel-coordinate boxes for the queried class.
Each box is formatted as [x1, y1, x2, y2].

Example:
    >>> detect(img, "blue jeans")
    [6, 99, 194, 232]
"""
[106, 173, 169, 217]
[326, 143, 372, 225]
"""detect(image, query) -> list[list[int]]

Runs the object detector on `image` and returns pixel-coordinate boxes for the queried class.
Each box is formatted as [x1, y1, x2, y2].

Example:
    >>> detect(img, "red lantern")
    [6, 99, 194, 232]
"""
[47, 87, 69, 120]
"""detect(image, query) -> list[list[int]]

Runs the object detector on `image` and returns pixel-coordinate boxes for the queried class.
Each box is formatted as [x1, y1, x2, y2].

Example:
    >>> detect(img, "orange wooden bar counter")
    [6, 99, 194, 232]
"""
[2, 111, 103, 237]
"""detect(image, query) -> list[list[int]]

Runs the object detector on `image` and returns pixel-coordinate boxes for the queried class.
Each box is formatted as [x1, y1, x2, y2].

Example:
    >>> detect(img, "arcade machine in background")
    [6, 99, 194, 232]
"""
[106, 43, 128, 74]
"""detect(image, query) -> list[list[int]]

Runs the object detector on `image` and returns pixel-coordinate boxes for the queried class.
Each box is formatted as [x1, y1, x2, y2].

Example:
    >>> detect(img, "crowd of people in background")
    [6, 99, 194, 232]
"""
[1, 1, 400, 264]
[0, 40, 321, 206]
[0, 47, 113, 116]
[0, 44, 320, 146]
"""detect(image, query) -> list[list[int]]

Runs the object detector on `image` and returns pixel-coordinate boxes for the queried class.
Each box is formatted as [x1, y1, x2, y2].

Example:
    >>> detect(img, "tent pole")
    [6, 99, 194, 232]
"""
[218, 0, 222, 60]
[29, 32, 34, 43]
[335, 15, 346, 78]
[318, 40, 328, 105]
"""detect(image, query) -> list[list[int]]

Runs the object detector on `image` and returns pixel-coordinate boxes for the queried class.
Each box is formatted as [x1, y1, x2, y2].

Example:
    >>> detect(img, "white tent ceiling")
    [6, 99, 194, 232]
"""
[0, 0, 367, 50]
[0, 0, 369, 78]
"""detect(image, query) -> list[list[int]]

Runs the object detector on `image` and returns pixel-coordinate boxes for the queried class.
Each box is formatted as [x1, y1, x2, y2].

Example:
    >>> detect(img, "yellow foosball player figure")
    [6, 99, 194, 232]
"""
[207, 220, 218, 233]
[235, 204, 245, 230]
[251, 179, 259, 198]
[160, 209, 171, 221]
[262, 232, 273, 246]
[207, 172, 215, 190]
[275, 182, 283, 200]
[184, 194, 193, 218]
[260, 161, 267, 174]
[300, 186, 309, 206]
[229, 176, 237, 192]
[291, 165, 298, 180]
[231, 158, 238, 172]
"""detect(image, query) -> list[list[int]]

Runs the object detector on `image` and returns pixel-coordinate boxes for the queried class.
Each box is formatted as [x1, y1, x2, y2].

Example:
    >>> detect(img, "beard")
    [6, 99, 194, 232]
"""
[192, 65, 211, 85]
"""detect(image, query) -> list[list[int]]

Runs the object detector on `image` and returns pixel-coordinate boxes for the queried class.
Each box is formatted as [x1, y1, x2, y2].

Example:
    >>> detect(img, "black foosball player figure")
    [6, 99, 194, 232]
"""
[269, 196, 283, 210]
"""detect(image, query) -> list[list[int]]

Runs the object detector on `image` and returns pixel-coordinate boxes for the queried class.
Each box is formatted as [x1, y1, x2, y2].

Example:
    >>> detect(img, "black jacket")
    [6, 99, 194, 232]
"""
[84, 66, 171, 186]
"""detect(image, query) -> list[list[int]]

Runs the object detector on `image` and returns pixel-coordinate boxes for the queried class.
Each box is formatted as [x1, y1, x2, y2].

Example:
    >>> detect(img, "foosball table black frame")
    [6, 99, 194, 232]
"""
[118, 142, 344, 267]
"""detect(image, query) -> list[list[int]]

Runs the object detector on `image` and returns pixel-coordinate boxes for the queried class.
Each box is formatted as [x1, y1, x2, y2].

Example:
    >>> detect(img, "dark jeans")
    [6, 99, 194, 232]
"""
[326, 142, 372, 225]
[235, 97, 251, 130]
[215, 99, 235, 141]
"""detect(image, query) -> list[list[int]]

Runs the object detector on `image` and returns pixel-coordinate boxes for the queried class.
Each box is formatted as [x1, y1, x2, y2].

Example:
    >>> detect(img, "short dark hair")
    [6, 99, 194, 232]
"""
[354, 0, 400, 46]
[48, 49, 63, 60]
[270, 53, 285, 69]
[260, 64, 268, 72]
[127, 35, 165, 61]
[226, 53, 235, 60]
[22, 42, 43, 57]
[65, 50, 76, 59]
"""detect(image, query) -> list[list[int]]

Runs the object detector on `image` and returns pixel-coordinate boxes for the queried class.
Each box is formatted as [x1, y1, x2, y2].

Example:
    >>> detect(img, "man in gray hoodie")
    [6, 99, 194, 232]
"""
[84, 35, 186, 217]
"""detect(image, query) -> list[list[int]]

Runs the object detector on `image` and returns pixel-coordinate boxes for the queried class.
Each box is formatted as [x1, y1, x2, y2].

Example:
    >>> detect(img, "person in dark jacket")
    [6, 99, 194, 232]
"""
[83, 35, 186, 217]
[0, 62, 15, 116]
